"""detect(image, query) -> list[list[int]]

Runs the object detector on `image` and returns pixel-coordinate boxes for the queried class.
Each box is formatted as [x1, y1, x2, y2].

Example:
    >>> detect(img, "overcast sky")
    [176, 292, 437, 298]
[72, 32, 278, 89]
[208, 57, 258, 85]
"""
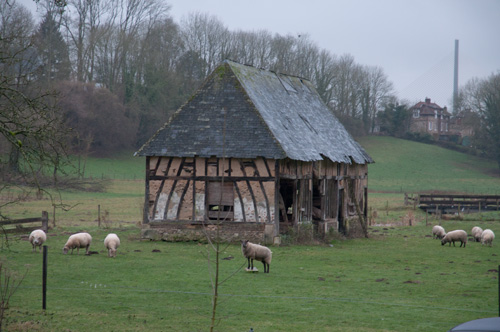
[21, 0, 500, 109]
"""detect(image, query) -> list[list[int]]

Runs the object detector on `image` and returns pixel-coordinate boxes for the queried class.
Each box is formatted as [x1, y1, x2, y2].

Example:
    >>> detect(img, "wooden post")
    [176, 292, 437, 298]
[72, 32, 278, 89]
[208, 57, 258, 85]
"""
[98, 205, 101, 227]
[41, 211, 48, 232]
[42, 245, 47, 310]
[52, 204, 56, 228]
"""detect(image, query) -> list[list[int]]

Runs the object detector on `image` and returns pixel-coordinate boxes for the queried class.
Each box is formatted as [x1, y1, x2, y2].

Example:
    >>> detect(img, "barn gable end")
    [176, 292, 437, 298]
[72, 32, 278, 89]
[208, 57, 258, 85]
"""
[136, 60, 373, 243]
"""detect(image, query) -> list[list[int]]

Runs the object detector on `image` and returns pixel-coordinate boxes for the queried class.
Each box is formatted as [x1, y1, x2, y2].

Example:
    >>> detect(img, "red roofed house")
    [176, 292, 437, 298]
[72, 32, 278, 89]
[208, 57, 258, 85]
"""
[409, 98, 451, 139]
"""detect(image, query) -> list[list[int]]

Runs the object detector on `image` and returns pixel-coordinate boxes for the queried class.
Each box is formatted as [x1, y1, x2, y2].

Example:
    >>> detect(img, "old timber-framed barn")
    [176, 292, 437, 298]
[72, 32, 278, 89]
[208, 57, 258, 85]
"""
[136, 60, 373, 244]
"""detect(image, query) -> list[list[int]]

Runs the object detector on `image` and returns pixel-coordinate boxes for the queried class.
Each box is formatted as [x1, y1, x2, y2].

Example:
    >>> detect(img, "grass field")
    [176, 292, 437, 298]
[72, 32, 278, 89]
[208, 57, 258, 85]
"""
[2, 222, 499, 331]
[358, 136, 500, 194]
[1, 136, 500, 331]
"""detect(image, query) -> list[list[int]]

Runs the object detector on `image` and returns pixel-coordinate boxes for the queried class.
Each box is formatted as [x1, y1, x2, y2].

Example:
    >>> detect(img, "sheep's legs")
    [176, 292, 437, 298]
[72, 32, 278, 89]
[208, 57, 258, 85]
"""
[262, 262, 269, 273]
[247, 258, 253, 270]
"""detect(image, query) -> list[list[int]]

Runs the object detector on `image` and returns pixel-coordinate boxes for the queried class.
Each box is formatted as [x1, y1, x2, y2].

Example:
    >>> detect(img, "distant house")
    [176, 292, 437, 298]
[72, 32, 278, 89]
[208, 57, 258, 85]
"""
[409, 98, 451, 139]
[135, 60, 373, 244]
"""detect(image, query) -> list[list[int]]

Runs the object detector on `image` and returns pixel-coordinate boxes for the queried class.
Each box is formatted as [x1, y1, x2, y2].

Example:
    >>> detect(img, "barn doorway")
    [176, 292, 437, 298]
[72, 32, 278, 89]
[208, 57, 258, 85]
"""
[337, 188, 345, 234]
[279, 178, 295, 232]
[312, 178, 322, 221]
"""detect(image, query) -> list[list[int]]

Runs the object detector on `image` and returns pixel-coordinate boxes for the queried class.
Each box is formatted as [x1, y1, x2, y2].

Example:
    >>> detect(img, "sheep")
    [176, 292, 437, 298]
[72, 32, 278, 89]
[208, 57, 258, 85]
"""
[63, 232, 92, 255]
[104, 233, 120, 257]
[241, 240, 272, 273]
[471, 226, 483, 242]
[441, 230, 467, 248]
[432, 225, 446, 239]
[29, 229, 46, 253]
[481, 229, 495, 246]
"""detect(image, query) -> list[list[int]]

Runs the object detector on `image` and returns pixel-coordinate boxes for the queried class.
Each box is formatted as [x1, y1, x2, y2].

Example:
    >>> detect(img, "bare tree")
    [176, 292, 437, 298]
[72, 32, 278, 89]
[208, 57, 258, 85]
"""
[62, 0, 114, 82]
[1, 0, 69, 212]
[358, 65, 394, 133]
[461, 72, 500, 168]
[312, 49, 337, 105]
[180, 12, 230, 77]
[268, 33, 295, 74]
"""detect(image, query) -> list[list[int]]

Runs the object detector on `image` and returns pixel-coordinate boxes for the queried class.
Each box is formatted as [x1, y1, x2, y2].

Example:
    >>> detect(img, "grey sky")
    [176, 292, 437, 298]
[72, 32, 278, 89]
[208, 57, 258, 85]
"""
[20, 0, 500, 109]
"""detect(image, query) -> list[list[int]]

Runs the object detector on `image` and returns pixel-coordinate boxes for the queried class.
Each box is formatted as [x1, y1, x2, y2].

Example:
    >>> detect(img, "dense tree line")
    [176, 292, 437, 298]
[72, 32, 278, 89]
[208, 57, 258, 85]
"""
[2, 0, 499, 169]
[1, 0, 397, 157]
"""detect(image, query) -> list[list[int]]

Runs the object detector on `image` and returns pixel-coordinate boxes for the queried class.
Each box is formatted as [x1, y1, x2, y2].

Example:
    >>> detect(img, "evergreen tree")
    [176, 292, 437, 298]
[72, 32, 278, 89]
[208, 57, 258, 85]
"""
[33, 11, 71, 83]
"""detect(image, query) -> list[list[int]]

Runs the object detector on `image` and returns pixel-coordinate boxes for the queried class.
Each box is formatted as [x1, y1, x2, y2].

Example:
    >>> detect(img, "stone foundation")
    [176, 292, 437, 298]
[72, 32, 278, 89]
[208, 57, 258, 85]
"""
[141, 221, 274, 244]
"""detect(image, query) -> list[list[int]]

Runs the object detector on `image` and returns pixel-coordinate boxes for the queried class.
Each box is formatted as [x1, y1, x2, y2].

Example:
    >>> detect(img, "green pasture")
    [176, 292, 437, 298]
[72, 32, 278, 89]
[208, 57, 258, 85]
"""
[2, 136, 500, 331]
[358, 136, 500, 194]
[2, 220, 500, 332]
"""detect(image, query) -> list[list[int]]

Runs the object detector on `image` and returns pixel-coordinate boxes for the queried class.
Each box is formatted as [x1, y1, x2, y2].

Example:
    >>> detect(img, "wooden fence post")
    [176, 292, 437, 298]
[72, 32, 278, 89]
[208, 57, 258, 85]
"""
[41, 211, 48, 232]
[52, 204, 56, 228]
[98, 205, 101, 227]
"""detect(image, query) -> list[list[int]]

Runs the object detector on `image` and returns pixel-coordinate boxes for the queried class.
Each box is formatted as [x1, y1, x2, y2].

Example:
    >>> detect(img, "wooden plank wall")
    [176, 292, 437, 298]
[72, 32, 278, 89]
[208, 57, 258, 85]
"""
[278, 159, 368, 222]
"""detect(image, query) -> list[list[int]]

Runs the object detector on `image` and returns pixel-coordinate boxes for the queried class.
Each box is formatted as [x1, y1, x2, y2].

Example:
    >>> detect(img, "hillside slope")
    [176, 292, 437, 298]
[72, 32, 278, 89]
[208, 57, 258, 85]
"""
[357, 136, 500, 194]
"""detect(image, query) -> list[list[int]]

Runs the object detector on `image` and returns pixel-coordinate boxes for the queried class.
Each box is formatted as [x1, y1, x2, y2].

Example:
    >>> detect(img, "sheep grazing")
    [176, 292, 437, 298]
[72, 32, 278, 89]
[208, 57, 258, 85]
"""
[471, 226, 483, 242]
[241, 240, 272, 273]
[441, 230, 467, 248]
[29, 229, 46, 253]
[481, 229, 495, 246]
[63, 232, 92, 255]
[104, 233, 120, 257]
[432, 225, 446, 239]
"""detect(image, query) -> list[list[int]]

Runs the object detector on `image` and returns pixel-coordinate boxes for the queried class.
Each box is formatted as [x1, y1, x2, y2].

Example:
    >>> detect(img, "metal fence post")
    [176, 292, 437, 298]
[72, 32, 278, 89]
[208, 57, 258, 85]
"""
[43, 245, 47, 310]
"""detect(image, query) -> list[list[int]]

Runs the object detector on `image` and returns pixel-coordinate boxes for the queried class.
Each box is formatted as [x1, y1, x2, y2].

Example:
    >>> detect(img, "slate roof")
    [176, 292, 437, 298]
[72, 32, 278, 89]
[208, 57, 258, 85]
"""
[411, 98, 451, 117]
[136, 60, 373, 164]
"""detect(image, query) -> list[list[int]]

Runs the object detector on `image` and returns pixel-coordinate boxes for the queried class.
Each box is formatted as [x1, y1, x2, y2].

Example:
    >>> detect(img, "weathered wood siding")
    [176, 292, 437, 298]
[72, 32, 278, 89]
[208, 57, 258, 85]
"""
[277, 158, 368, 223]
[144, 156, 276, 224]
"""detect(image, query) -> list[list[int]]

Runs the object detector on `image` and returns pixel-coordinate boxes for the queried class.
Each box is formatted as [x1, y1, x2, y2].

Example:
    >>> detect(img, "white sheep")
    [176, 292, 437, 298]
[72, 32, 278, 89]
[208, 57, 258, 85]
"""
[481, 229, 495, 246]
[241, 240, 272, 273]
[29, 229, 46, 253]
[432, 225, 446, 239]
[441, 230, 467, 248]
[63, 232, 92, 255]
[104, 233, 120, 257]
[471, 226, 483, 242]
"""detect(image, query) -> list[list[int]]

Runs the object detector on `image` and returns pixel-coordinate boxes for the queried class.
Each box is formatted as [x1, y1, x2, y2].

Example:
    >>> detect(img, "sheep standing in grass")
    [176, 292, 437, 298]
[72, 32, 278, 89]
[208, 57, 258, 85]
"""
[104, 233, 120, 257]
[63, 232, 92, 255]
[441, 230, 467, 247]
[29, 229, 46, 253]
[241, 240, 272, 273]
[481, 229, 495, 246]
[432, 225, 446, 239]
[471, 226, 483, 242]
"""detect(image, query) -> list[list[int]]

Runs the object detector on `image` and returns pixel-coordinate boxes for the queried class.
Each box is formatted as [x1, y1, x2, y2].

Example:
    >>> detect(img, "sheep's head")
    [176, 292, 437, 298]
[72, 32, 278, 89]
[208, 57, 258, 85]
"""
[441, 238, 446, 246]
[241, 240, 249, 249]
[109, 248, 117, 257]
[62, 246, 69, 254]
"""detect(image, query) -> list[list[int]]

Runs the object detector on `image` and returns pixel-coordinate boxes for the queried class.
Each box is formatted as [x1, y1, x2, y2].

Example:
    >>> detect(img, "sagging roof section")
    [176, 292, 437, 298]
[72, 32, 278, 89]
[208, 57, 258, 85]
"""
[136, 60, 373, 164]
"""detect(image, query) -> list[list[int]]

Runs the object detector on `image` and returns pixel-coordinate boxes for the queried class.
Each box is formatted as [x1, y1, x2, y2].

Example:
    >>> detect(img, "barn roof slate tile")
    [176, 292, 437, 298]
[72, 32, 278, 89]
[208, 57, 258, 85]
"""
[136, 60, 373, 164]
